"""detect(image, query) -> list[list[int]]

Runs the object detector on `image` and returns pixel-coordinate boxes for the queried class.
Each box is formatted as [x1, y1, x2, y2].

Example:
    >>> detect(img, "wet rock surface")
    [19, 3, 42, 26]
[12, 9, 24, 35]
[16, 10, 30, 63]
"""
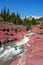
[10, 26, 43, 65]
[0, 44, 25, 65]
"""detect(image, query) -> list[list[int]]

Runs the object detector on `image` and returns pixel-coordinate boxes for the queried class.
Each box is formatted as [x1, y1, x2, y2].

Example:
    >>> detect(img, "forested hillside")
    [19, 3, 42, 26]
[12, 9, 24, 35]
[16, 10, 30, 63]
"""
[0, 7, 41, 28]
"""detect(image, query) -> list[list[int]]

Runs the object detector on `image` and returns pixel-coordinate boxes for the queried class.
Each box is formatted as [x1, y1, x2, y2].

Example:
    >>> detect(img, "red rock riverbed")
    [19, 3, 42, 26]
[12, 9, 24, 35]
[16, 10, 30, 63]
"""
[10, 26, 43, 65]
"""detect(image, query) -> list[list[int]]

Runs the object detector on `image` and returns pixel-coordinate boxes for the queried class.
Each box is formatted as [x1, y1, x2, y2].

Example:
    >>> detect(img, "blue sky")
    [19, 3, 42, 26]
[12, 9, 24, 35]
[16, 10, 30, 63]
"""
[0, 0, 43, 17]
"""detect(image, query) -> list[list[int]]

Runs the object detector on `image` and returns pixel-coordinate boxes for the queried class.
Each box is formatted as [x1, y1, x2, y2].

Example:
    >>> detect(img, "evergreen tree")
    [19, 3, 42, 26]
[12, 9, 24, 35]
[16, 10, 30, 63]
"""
[3, 6, 7, 22]
[23, 16, 31, 27]
[6, 9, 10, 22]
[16, 12, 22, 25]
[1, 6, 7, 22]
[31, 18, 37, 25]
[10, 13, 16, 23]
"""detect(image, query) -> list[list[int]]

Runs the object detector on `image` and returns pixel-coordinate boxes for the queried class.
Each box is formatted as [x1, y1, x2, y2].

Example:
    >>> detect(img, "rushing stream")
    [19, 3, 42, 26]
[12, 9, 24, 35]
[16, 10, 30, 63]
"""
[0, 32, 34, 65]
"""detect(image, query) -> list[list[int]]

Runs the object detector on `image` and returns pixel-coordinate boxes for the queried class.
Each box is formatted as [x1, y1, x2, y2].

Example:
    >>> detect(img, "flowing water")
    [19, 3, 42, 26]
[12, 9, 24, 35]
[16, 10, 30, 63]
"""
[0, 32, 34, 65]
[0, 36, 29, 65]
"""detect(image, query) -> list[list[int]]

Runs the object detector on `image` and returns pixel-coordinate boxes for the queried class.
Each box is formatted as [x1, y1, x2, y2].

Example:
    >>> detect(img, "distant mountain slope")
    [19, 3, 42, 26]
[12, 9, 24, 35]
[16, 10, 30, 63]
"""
[23, 16, 43, 20]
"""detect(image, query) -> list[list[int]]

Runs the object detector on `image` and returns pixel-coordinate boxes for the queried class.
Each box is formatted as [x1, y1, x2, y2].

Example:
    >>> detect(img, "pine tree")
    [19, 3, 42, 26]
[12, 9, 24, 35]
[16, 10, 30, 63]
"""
[16, 12, 21, 25]
[7, 9, 10, 22]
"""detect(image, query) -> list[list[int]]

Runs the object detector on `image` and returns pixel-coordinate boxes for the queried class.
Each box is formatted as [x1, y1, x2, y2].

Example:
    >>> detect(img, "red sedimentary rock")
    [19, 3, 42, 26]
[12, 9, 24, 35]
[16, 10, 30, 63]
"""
[10, 26, 43, 65]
